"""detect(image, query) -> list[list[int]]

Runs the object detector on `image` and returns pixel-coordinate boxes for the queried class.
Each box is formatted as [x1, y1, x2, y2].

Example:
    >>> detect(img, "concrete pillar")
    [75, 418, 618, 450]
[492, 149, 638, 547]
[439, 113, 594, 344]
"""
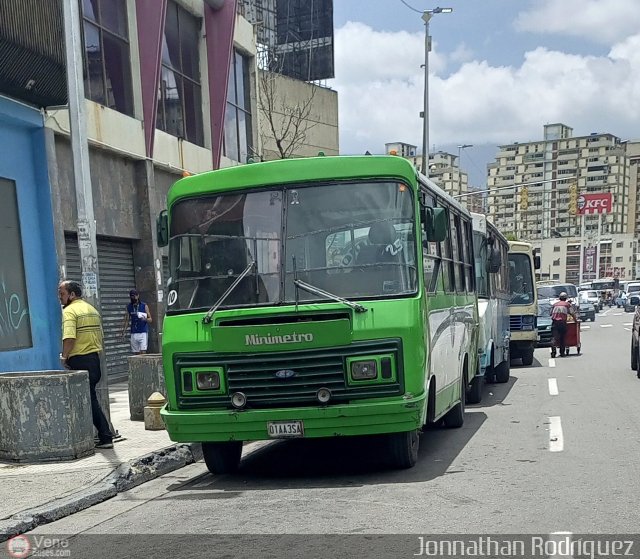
[128, 354, 166, 421]
[132, 160, 165, 354]
[0, 370, 94, 462]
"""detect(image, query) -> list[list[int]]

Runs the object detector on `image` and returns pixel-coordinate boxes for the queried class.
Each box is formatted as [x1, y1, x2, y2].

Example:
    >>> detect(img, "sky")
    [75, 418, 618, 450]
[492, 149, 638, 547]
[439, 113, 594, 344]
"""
[330, 0, 640, 187]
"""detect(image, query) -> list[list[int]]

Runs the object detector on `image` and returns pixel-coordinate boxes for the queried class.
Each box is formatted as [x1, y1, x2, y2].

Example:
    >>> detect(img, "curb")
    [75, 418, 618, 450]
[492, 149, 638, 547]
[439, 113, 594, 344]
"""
[0, 443, 203, 542]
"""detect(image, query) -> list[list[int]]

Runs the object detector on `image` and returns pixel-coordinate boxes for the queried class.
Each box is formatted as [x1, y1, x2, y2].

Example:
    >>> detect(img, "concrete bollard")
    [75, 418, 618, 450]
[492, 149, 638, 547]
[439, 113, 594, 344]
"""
[144, 392, 166, 431]
[128, 354, 165, 421]
[0, 370, 94, 462]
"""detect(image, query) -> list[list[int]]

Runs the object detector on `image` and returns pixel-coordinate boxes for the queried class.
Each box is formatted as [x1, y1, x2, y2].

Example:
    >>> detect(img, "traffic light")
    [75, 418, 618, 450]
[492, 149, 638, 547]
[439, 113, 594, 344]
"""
[520, 186, 528, 210]
[568, 183, 578, 215]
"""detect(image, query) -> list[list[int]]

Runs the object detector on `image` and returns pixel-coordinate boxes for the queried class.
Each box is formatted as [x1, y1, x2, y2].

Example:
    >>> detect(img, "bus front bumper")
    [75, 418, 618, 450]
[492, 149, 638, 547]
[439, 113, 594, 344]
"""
[161, 395, 426, 442]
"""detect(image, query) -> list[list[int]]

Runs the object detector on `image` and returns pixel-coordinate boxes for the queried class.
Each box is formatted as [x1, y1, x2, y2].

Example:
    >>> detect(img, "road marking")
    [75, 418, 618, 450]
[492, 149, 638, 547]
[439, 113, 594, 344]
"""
[600, 324, 613, 328]
[549, 416, 564, 452]
[548, 378, 559, 395]
[548, 358, 556, 368]
[624, 323, 633, 326]
[580, 325, 590, 330]
[625, 327, 632, 331]
[614, 312, 623, 316]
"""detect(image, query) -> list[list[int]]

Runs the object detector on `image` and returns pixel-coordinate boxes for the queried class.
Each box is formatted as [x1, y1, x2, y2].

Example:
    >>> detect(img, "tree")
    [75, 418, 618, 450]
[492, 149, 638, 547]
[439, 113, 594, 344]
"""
[258, 69, 318, 160]
[505, 232, 519, 242]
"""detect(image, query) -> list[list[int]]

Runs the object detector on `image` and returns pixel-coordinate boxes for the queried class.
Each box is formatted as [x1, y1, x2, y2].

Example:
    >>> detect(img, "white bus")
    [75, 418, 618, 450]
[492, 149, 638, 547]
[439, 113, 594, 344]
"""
[468, 214, 511, 403]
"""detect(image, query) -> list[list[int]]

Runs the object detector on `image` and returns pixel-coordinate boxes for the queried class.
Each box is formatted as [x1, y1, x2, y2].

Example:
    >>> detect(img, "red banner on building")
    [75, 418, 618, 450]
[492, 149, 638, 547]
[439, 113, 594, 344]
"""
[577, 192, 612, 214]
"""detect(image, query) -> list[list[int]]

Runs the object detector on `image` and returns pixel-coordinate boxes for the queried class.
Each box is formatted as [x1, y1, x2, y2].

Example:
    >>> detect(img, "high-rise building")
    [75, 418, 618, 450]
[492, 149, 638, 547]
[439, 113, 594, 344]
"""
[487, 123, 633, 242]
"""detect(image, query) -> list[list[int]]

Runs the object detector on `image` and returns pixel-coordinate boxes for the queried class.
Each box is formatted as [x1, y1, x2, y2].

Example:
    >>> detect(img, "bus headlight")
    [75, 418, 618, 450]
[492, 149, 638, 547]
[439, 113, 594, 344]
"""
[350, 360, 378, 380]
[196, 371, 220, 390]
[231, 392, 247, 409]
[522, 315, 536, 331]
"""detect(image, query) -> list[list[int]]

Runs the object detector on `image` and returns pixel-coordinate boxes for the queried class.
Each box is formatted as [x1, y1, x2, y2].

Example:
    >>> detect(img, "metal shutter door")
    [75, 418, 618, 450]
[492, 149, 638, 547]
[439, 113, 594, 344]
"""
[64, 234, 82, 282]
[97, 238, 135, 378]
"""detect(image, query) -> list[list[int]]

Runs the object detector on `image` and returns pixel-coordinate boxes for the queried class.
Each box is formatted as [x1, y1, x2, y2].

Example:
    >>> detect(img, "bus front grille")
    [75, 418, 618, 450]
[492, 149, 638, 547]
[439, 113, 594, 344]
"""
[510, 316, 523, 330]
[174, 339, 403, 409]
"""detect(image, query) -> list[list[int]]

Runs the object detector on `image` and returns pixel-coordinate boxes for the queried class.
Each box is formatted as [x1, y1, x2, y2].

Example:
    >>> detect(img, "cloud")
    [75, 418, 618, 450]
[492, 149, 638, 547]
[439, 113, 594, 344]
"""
[514, 0, 640, 45]
[330, 22, 640, 158]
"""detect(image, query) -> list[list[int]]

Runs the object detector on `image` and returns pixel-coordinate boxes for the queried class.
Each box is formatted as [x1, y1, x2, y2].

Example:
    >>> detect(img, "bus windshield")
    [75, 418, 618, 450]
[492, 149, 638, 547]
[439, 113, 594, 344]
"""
[167, 181, 417, 311]
[508, 253, 534, 305]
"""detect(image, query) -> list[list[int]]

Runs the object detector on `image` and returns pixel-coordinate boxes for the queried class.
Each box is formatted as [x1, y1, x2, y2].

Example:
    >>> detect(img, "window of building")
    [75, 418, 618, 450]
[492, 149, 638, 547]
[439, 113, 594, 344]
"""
[553, 259, 560, 266]
[157, 1, 204, 145]
[0, 178, 32, 351]
[616, 257, 623, 263]
[224, 50, 253, 163]
[616, 242, 624, 248]
[553, 274, 560, 280]
[81, 0, 134, 116]
[554, 246, 560, 252]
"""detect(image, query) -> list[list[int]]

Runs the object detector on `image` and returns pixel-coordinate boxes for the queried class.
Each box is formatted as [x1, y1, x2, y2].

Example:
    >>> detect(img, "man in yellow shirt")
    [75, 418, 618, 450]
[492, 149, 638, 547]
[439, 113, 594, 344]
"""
[58, 280, 113, 449]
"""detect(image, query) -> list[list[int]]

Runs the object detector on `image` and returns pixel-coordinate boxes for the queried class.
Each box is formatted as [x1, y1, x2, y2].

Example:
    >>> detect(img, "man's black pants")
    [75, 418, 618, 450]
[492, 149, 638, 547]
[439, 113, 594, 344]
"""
[551, 320, 568, 355]
[67, 352, 113, 444]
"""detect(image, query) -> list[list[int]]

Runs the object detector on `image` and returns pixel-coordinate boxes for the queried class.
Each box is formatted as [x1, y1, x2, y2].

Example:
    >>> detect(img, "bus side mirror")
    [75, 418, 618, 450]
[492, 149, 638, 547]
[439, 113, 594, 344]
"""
[534, 255, 541, 270]
[488, 246, 501, 273]
[421, 206, 448, 242]
[157, 210, 168, 247]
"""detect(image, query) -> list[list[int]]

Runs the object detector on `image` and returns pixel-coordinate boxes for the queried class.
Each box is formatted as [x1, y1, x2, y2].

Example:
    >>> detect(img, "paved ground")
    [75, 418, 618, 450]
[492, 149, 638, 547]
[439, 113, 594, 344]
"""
[5, 308, 640, 557]
[0, 382, 188, 527]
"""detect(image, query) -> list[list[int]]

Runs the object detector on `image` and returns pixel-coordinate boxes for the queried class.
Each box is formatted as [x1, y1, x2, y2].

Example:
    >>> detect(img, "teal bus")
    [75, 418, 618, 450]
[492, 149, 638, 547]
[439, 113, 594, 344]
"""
[157, 155, 479, 472]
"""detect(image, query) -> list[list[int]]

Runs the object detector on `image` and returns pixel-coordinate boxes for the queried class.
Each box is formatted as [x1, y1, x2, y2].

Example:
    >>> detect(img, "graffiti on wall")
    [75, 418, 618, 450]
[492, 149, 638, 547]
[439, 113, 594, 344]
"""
[0, 177, 32, 351]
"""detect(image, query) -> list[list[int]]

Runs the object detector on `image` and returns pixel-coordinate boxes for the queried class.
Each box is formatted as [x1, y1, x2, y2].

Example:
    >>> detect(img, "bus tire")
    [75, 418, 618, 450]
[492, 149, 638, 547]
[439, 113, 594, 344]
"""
[443, 375, 465, 428]
[631, 338, 638, 371]
[466, 373, 482, 404]
[202, 441, 243, 475]
[521, 348, 534, 366]
[387, 430, 419, 469]
[495, 359, 510, 383]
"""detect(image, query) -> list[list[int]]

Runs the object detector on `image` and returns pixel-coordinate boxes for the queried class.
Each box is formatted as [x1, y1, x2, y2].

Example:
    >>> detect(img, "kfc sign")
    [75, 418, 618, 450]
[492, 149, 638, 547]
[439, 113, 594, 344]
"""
[577, 193, 612, 214]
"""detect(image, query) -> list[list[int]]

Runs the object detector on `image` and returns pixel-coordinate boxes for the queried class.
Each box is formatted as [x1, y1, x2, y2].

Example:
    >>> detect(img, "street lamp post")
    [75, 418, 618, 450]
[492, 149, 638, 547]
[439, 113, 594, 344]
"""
[421, 7, 452, 177]
[457, 143, 472, 196]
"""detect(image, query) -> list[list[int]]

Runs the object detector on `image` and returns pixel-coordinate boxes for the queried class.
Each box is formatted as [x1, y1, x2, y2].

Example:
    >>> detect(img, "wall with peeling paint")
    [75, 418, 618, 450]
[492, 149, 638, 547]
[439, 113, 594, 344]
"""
[0, 96, 60, 373]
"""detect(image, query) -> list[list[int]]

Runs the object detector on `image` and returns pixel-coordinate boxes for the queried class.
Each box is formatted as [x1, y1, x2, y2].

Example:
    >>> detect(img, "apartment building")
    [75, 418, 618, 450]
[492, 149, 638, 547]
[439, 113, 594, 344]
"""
[384, 142, 470, 198]
[0, 0, 338, 375]
[487, 123, 635, 242]
[540, 235, 637, 284]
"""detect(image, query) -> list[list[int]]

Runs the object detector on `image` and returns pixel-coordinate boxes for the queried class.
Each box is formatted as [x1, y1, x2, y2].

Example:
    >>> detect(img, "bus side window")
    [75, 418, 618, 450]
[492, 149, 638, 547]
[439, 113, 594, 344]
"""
[440, 207, 455, 293]
[421, 194, 440, 293]
[461, 219, 474, 293]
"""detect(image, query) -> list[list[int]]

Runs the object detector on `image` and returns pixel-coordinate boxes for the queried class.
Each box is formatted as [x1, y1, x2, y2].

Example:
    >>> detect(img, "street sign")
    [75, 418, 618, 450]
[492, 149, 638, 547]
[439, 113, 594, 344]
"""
[577, 192, 612, 214]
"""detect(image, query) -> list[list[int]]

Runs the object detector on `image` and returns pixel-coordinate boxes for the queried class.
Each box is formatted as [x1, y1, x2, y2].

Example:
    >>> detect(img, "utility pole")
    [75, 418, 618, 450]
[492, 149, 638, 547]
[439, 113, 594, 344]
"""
[62, 0, 111, 422]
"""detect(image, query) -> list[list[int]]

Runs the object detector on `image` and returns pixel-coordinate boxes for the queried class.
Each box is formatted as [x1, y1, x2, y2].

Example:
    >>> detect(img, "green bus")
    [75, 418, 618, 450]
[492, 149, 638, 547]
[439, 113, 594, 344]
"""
[157, 155, 479, 472]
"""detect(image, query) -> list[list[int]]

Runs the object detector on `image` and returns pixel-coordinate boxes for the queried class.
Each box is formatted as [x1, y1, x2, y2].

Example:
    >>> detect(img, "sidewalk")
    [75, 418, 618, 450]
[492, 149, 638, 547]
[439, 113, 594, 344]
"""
[0, 382, 202, 540]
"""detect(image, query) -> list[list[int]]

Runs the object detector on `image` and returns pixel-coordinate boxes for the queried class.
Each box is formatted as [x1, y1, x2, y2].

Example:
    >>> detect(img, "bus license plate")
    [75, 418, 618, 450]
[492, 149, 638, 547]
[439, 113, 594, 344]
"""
[267, 420, 304, 438]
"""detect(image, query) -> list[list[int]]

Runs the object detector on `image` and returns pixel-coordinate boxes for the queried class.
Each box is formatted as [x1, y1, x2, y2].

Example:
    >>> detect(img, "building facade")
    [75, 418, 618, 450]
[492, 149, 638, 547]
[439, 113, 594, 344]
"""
[384, 142, 470, 199]
[0, 0, 338, 376]
[487, 123, 635, 242]
[539, 235, 637, 284]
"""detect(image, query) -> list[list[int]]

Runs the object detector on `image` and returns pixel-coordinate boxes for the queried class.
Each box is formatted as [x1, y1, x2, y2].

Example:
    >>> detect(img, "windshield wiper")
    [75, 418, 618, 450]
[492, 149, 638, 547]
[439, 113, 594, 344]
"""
[293, 279, 368, 313]
[202, 261, 256, 324]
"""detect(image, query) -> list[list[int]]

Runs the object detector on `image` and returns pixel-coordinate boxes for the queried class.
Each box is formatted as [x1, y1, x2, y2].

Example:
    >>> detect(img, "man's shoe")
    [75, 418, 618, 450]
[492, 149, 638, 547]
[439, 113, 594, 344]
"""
[95, 441, 114, 449]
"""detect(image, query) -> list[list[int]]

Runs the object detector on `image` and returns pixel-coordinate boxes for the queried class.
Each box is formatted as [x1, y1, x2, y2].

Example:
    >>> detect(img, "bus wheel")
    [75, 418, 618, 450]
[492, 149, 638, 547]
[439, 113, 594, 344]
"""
[443, 376, 465, 428]
[202, 441, 243, 475]
[631, 338, 638, 371]
[466, 372, 482, 404]
[386, 430, 419, 469]
[495, 359, 510, 383]
[521, 348, 535, 366]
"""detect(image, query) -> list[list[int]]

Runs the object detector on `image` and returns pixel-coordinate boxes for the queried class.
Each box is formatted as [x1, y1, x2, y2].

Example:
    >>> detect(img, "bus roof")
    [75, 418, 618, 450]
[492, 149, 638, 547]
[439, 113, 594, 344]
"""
[167, 155, 418, 207]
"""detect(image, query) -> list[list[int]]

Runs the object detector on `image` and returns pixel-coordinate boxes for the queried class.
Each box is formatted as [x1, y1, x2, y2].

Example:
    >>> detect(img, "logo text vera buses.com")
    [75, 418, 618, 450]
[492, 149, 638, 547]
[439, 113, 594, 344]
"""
[414, 536, 635, 558]
[6, 535, 71, 558]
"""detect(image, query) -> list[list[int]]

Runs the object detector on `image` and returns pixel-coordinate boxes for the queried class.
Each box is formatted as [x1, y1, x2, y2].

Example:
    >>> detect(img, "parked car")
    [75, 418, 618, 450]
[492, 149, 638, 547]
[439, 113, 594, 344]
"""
[630, 296, 640, 378]
[625, 294, 640, 313]
[578, 301, 596, 321]
[579, 290, 601, 312]
[537, 299, 553, 347]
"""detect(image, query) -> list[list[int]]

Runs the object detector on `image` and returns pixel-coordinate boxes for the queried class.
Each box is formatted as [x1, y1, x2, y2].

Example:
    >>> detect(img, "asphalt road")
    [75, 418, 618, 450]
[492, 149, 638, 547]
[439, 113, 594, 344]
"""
[24, 307, 640, 556]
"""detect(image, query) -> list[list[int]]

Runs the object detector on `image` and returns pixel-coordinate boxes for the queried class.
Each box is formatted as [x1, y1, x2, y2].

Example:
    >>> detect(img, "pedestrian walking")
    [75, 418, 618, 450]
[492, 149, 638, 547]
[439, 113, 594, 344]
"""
[550, 291, 576, 358]
[120, 289, 152, 354]
[58, 280, 113, 449]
